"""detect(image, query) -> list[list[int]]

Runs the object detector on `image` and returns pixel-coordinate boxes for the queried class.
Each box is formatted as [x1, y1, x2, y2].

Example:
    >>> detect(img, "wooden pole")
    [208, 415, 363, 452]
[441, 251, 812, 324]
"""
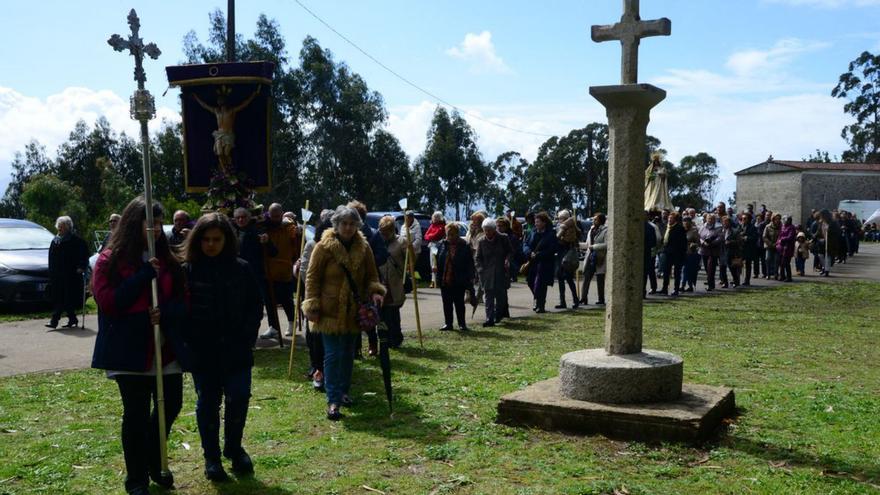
[288, 200, 309, 378]
[404, 222, 424, 349]
[226, 0, 235, 62]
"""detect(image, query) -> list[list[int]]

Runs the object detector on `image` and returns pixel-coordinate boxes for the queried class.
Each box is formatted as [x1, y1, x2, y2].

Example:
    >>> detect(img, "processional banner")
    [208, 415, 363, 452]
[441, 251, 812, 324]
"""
[165, 61, 274, 192]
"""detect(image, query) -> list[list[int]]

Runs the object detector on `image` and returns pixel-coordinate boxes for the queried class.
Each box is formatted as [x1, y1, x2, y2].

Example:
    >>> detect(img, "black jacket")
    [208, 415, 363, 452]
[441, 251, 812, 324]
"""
[48, 233, 88, 307]
[236, 221, 277, 281]
[663, 223, 687, 262]
[437, 238, 475, 289]
[183, 257, 263, 374]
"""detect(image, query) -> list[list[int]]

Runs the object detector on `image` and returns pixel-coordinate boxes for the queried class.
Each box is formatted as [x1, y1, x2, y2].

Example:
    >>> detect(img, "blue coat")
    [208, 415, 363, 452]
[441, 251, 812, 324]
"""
[525, 229, 557, 287]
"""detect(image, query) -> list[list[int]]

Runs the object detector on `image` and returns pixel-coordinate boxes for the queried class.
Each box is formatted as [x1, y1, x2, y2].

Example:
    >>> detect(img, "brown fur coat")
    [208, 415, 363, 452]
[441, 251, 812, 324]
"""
[302, 229, 386, 334]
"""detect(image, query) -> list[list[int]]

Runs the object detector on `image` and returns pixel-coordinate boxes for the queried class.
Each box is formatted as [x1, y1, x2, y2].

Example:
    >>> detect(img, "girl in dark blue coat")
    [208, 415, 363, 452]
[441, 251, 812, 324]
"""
[524, 212, 558, 313]
[182, 213, 263, 482]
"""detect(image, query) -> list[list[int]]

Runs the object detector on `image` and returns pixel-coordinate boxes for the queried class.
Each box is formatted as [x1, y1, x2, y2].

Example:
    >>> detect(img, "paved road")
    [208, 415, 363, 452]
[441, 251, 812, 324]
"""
[2, 243, 879, 377]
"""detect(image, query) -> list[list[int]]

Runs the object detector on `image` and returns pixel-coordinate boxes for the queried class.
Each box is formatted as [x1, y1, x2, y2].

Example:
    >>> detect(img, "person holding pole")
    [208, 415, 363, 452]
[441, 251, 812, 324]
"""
[260, 203, 300, 340]
[182, 213, 262, 481]
[376, 215, 407, 348]
[91, 197, 187, 495]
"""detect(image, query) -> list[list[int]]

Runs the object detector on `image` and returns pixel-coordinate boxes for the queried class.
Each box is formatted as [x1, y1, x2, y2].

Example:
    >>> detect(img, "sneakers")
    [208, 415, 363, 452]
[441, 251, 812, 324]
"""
[284, 321, 294, 337]
[259, 326, 279, 339]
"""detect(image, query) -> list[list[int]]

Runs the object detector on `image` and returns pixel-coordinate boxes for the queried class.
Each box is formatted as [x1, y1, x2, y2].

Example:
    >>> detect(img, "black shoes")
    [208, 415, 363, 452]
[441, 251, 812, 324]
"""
[327, 404, 342, 421]
[459, 325, 471, 332]
[341, 395, 354, 407]
[148, 468, 174, 488]
[482, 319, 495, 328]
[45, 321, 58, 329]
[227, 450, 254, 476]
[205, 459, 229, 482]
[535, 308, 547, 314]
[62, 320, 79, 328]
[127, 486, 150, 495]
[554, 303, 567, 309]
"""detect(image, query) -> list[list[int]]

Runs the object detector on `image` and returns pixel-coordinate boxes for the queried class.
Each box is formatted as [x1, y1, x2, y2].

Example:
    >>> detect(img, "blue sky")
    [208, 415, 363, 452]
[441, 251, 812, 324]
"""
[2, 0, 880, 209]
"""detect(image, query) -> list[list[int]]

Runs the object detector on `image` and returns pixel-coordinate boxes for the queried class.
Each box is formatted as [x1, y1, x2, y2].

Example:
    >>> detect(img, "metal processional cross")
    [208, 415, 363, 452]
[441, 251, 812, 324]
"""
[591, 0, 671, 84]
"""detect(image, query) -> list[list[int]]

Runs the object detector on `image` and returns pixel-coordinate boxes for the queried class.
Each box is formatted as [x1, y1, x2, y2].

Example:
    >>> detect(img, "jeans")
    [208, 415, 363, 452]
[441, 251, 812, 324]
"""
[685, 253, 701, 288]
[115, 374, 183, 492]
[322, 333, 358, 406]
[795, 255, 806, 274]
[766, 250, 779, 277]
[192, 368, 252, 461]
[440, 286, 467, 327]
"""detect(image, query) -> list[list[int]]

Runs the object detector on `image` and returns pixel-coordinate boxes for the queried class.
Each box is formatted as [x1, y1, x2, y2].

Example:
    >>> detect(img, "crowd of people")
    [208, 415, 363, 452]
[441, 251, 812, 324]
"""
[36, 192, 873, 494]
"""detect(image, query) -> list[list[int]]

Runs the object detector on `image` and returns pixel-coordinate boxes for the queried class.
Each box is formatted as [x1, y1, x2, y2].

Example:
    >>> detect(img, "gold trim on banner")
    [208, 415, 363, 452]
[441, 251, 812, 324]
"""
[171, 76, 272, 88]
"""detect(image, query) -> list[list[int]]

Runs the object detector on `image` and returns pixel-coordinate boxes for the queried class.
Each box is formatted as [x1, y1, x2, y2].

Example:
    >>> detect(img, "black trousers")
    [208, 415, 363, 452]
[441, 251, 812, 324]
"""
[380, 305, 403, 347]
[192, 368, 252, 461]
[115, 374, 183, 492]
[265, 280, 295, 330]
[662, 256, 684, 291]
[440, 286, 466, 327]
[743, 259, 753, 284]
[702, 255, 718, 289]
[306, 320, 324, 373]
[644, 255, 658, 292]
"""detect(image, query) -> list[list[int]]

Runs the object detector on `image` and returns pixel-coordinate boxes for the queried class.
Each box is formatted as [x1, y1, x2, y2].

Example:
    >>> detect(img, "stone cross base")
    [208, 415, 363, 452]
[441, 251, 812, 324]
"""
[497, 378, 735, 444]
[559, 349, 683, 404]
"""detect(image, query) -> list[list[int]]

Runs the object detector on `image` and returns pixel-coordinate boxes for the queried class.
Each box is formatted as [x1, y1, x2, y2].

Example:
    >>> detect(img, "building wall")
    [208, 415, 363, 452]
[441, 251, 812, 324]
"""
[736, 172, 802, 222]
[801, 171, 880, 223]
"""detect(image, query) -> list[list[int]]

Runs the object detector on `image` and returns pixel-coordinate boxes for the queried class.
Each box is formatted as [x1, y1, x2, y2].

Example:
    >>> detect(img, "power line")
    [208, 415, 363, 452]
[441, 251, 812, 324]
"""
[291, 0, 556, 138]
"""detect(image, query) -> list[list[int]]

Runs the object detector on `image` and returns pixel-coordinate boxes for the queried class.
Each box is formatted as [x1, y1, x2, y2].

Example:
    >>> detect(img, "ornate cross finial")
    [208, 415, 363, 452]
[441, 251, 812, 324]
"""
[591, 0, 671, 85]
[108, 9, 161, 90]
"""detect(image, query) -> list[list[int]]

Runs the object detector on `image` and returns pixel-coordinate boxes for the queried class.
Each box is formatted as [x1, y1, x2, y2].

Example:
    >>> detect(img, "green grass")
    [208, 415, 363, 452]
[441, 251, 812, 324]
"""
[0, 299, 97, 323]
[1, 282, 879, 494]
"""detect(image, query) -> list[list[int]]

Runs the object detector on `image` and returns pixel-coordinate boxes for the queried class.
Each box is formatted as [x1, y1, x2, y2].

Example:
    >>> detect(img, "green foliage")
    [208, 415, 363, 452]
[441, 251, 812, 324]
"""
[20, 174, 86, 232]
[517, 124, 609, 215]
[832, 51, 880, 162]
[414, 107, 489, 218]
[668, 152, 720, 211]
[803, 149, 838, 163]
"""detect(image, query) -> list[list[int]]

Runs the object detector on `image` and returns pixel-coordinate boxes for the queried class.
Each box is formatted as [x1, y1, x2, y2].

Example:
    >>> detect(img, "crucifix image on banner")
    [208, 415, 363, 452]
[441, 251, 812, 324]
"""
[166, 62, 275, 194]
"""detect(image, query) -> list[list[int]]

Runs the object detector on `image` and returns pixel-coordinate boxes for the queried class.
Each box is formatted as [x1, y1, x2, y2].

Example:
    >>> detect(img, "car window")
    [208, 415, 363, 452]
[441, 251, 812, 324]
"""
[0, 227, 55, 250]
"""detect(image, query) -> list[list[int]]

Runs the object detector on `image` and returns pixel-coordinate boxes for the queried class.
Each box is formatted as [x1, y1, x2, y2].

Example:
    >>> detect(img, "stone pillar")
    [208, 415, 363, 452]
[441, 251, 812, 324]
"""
[589, 84, 666, 355]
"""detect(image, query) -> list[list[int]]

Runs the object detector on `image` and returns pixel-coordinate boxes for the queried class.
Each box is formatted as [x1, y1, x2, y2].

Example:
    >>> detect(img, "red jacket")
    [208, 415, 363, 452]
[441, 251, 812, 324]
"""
[424, 222, 446, 243]
[91, 250, 184, 371]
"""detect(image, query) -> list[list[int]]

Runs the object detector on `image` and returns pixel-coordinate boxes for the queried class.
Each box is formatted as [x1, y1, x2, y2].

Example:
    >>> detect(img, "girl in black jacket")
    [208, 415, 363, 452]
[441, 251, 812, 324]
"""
[182, 213, 263, 482]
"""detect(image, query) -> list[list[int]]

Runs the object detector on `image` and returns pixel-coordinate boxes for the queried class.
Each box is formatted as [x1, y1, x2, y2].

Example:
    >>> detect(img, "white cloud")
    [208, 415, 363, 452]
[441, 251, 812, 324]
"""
[445, 31, 512, 75]
[725, 38, 829, 77]
[0, 86, 179, 196]
[764, 0, 880, 8]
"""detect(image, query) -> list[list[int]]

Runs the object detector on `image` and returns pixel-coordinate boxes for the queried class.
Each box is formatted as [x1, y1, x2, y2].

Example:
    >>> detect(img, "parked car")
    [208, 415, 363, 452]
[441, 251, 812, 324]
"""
[0, 219, 55, 305]
[365, 211, 432, 281]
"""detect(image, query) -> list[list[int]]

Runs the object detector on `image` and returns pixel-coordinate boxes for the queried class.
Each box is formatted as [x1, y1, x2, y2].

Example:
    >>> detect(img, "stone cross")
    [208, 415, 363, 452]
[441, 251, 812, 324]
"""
[591, 0, 671, 85]
[108, 9, 161, 91]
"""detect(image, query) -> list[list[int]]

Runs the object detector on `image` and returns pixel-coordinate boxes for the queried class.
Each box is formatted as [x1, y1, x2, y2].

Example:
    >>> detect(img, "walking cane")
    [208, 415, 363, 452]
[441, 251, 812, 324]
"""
[288, 201, 310, 379]
[404, 222, 424, 349]
[573, 208, 580, 301]
[81, 271, 87, 329]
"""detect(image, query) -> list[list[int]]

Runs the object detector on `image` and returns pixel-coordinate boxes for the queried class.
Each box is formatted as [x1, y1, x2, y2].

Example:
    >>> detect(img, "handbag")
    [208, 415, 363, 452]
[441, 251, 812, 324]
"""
[519, 260, 531, 276]
[562, 247, 579, 274]
[338, 262, 381, 331]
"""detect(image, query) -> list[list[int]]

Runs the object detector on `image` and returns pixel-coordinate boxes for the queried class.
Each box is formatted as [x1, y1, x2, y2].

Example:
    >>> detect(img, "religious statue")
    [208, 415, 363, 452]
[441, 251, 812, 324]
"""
[193, 85, 261, 175]
[644, 153, 673, 211]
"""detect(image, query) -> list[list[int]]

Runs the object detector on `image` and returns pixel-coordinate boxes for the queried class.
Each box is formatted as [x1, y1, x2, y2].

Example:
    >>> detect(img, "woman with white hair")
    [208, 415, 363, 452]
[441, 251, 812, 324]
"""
[475, 217, 513, 327]
[424, 211, 446, 288]
[46, 215, 88, 329]
[303, 206, 385, 420]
